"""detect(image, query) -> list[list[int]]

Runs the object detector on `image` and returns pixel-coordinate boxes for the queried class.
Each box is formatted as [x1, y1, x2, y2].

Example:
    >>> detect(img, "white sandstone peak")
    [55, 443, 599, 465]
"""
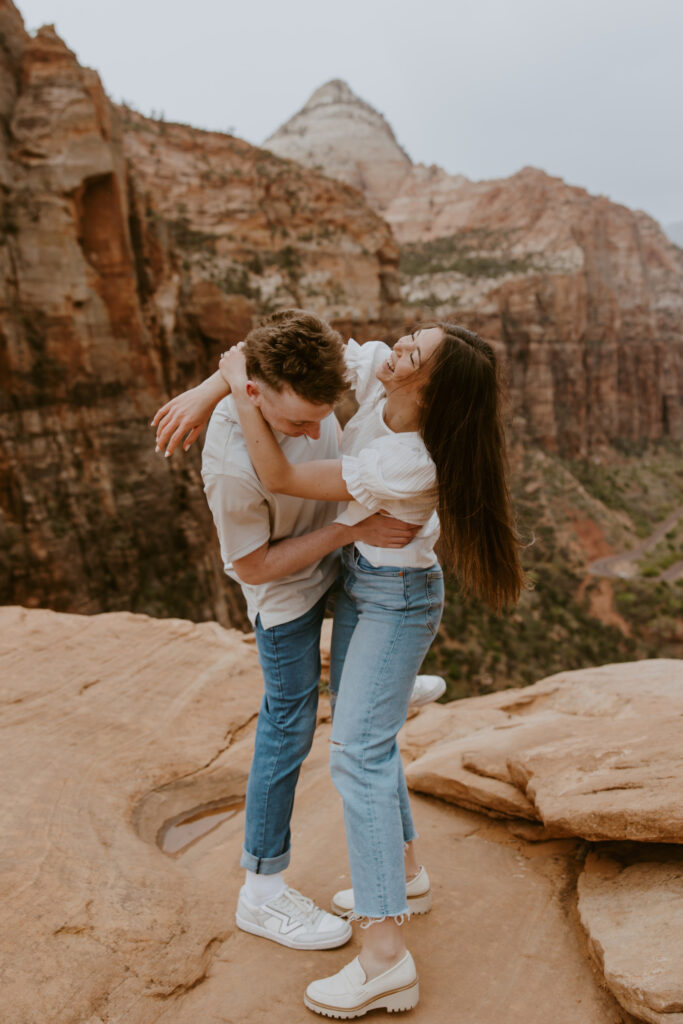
[264, 79, 413, 210]
[302, 79, 364, 109]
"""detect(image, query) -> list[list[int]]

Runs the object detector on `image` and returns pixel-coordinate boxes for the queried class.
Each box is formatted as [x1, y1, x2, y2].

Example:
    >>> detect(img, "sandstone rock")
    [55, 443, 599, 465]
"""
[184, 281, 254, 347]
[1, 606, 633, 1024]
[0, 9, 401, 620]
[578, 848, 683, 1024]
[320, 615, 333, 679]
[392, 167, 683, 455]
[122, 106, 402, 337]
[0, 605, 263, 1023]
[399, 699, 511, 761]
[406, 659, 683, 843]
[265, 79, 413, 212]
[266, 83, 683, 455]
[0, 8, 239, 625]
[508, 716, 683, 843]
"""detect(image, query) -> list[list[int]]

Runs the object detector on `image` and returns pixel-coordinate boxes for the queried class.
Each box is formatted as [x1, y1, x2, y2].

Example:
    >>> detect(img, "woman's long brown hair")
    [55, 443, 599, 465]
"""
[417, 322, 526, 613]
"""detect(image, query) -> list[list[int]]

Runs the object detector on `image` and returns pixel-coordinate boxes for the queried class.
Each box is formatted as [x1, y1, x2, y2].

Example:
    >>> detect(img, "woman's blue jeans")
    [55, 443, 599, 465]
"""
[329, 546, 444, 918]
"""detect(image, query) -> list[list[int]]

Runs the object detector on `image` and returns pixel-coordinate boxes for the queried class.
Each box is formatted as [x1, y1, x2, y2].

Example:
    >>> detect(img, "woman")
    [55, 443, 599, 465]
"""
[217, 322, 525, 1018]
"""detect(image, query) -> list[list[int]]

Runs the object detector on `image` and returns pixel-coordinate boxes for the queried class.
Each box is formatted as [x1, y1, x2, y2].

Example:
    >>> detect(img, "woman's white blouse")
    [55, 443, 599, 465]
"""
[335, 338, 441, 568]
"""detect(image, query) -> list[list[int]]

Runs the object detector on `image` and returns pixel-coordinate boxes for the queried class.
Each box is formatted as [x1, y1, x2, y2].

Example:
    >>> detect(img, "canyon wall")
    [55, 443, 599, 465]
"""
[1, 8, 680, 648]
[0, 5, 399, 621]
[266, 81, 683, 456]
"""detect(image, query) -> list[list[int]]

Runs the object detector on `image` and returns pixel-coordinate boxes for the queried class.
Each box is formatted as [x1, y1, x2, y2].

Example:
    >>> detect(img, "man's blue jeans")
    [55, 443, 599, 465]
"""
[241, 588, 330, 874]
[328, 546, 444, 918]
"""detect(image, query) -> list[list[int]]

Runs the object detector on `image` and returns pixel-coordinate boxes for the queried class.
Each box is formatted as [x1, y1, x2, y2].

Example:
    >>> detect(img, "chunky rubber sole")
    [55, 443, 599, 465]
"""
[304, 980, 419, 1018]
[331, 889, 432, 918]
[235, 913, 352, 950]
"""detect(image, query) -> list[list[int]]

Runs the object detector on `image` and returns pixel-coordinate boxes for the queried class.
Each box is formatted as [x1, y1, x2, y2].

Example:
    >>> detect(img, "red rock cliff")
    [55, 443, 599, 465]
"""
[0, 6, 400, 619]
[266, 81, 683, 456]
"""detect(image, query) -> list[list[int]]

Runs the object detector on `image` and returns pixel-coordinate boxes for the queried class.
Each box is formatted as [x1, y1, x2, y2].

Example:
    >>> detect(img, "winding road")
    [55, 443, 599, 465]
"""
[588, 504, 683, 583]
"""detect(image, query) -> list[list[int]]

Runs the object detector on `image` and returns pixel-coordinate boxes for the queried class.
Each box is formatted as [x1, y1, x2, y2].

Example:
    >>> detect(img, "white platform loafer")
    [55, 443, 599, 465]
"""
[236, 885, 352, 950]
[331, 865, 432, 917]
[304, 950, 419, 1018]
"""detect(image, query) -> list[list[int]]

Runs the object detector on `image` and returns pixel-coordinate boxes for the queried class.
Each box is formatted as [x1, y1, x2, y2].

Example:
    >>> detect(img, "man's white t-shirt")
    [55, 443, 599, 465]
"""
[202, 395, 340, 629]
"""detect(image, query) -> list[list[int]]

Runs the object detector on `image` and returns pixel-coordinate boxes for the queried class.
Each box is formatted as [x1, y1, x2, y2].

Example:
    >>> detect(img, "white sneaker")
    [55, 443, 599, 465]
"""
[304, 951, 419, 1018]
[409, 674, 446, 707]
[331, 865, 432, 917]
[236, 885, 351, 950]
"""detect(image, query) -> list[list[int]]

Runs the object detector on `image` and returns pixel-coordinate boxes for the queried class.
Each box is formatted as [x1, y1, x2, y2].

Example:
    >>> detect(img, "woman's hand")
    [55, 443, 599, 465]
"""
[152, 370, 229, 457]
[219, 343, 249, 395]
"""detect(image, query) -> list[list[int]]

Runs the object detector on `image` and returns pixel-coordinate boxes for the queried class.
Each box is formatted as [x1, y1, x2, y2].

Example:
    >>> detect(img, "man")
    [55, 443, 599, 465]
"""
[153, 309, 444, 951]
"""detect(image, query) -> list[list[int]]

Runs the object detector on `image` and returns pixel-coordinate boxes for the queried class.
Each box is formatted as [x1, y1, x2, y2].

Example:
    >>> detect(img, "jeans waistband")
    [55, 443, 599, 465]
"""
[344, 544, 441, 576]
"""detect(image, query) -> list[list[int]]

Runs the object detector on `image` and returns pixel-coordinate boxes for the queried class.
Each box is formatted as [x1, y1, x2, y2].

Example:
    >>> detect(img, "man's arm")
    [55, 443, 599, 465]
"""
[205, 468, 420, 588]
[234, 514, 420, 585]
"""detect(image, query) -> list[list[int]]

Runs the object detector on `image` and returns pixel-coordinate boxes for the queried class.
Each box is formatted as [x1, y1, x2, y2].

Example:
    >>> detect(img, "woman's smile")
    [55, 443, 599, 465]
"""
[377, 327, 444, 389]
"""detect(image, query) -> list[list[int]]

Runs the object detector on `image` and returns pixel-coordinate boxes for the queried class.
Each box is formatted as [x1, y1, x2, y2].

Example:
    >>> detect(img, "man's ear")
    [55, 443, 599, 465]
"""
[245, 380, 260, 406]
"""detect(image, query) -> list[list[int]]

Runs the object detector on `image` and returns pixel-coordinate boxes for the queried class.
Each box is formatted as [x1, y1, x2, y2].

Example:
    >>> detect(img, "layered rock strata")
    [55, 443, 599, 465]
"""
[121, 104, 401, 339]
[266, 81, 683, 455]
[578, 848, 683, 1024]
[391, 167, 683, 455]
[0, 9, 233, 622]
[0, 6, 400, 619]
[401, 658, 683, 1024]
[265, 78, 413, 212]
[404, 659, 683, 841]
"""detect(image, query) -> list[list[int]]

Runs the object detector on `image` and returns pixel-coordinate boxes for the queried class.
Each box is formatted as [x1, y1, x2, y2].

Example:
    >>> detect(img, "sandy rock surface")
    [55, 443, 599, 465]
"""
[405, 660, 683, 842]
[1, 605, 263, 1023]
[578, 848, 683, 1024]
[1, 606, 642, 1024]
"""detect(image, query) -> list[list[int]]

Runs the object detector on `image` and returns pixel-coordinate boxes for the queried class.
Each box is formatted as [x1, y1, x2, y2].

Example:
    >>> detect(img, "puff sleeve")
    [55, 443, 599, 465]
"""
[343, 338, 391, 405]
[341, 437, 437, 513]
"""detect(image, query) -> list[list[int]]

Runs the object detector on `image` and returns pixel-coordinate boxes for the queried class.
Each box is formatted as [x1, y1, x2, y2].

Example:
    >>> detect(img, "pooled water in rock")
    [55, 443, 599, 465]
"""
[160, 799, 245, 855]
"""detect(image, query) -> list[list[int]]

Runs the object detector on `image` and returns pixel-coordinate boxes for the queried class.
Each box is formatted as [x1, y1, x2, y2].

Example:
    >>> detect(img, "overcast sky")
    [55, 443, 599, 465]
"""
[16, 0, 683, 227]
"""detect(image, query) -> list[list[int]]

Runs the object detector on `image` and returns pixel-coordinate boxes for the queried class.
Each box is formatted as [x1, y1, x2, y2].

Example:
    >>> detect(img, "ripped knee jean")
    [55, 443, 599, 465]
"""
[328, 547, 444, 919]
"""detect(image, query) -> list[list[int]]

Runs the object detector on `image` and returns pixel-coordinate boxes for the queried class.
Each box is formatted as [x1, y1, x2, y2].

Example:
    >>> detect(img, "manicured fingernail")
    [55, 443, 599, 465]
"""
[155, 445, 160, 453]
[164, 450, 171, 458]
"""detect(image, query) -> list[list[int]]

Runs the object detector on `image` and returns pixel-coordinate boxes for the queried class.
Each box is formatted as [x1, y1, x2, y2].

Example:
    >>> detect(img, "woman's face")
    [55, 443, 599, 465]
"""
[376, 327, 444, 392]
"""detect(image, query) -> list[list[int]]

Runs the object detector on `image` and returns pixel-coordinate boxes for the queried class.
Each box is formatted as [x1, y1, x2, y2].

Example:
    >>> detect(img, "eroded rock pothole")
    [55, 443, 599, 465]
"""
[159, 799, 246, 856]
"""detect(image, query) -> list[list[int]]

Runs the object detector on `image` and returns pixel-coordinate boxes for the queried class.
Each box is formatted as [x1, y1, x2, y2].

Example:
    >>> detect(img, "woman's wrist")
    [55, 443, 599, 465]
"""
[202, 369, 231, 401]
[230, 382, 251, 407]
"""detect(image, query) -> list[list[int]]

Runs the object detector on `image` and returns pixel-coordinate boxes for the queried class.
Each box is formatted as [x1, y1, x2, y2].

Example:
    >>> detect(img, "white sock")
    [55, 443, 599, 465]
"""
[244, 869, 286, 906]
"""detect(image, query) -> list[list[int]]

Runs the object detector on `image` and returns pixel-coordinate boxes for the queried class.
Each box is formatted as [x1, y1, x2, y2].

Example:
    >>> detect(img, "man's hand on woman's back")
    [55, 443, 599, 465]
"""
[353, 512, 420, 549]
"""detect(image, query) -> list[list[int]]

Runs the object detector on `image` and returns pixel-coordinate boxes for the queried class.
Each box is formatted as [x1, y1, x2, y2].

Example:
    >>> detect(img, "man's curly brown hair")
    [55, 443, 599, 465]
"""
[243, 309, 348, 405]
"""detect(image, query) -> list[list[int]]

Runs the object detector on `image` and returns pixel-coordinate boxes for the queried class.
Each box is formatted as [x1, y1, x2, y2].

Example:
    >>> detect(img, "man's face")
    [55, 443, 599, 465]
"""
[247, 380, 334, 439]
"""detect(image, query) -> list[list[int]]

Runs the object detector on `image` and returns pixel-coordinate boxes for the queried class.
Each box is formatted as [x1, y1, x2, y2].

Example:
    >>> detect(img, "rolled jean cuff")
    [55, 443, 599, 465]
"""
[240, 845, 291, 874]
